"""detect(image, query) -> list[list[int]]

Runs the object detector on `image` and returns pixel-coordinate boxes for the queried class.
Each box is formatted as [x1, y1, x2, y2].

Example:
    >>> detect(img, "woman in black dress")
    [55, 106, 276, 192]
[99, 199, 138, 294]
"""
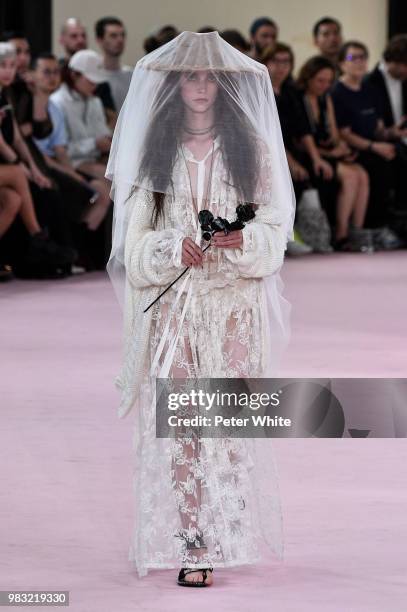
[297, 55, 369, 248]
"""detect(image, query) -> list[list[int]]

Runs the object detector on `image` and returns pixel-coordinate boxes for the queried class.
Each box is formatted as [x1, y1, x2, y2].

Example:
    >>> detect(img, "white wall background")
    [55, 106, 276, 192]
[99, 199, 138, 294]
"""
[52, 0, 388, 73]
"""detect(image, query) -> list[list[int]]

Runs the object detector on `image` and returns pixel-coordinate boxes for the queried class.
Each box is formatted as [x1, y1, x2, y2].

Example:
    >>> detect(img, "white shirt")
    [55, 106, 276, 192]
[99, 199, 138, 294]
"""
[50, 82, 112, 167]
[379, 60, 403, 124]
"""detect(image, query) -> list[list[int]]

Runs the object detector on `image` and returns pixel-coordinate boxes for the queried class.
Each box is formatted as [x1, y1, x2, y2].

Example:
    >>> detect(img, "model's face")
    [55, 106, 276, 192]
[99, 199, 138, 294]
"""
[387, 61, 407, 81]
[98, 24, 126, 57]
[0, 56, 17, 87]
[180, 70, 218, 113]
[34, 58, 61, 93]
[314, 24, 342, 56]
[340, 46, 368, 79]
[253, 25, 278, 54]
[307, 68, 335, 96]
[266, 52, 292, 83]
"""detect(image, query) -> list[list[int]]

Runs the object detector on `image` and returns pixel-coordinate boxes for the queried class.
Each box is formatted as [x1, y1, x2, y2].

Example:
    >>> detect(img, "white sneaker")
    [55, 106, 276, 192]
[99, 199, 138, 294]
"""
[286, 240, 313, 256]
[71, 265, 86, 275]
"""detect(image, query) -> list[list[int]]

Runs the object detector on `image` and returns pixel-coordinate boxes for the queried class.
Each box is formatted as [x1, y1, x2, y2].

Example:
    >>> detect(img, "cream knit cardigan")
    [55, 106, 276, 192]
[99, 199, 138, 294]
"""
[114, 152, 287, 419]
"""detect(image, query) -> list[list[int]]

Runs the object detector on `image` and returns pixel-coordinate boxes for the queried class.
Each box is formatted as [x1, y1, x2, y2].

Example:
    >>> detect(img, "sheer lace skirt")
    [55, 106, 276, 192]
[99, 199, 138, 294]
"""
[129, 279, 284, 576]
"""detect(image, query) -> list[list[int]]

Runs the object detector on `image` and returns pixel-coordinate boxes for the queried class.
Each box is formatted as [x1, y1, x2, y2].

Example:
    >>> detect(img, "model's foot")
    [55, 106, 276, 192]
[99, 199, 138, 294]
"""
[180, 568, 213, 585]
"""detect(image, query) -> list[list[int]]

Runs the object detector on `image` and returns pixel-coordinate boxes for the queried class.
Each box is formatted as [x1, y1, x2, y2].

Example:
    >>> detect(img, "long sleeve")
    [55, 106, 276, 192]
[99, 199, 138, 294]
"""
[223, 204, 286, 278]
[223, 136, 292, 279]
[124, 187, 185, 289]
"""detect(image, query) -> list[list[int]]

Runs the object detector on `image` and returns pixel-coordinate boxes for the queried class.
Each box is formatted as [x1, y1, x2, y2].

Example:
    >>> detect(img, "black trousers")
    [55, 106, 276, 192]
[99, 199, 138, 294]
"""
[357, 151, 395, 229]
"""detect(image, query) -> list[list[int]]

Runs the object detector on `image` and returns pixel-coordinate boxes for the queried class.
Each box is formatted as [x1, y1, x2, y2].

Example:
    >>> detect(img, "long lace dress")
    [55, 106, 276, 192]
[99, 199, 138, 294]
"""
[123, 134, 286, 577]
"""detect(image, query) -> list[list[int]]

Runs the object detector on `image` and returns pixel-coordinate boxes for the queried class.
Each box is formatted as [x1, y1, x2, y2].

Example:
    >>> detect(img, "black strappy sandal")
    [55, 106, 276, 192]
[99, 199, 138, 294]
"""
[177, 567, 213, 587]
[175, 528, 213, 586]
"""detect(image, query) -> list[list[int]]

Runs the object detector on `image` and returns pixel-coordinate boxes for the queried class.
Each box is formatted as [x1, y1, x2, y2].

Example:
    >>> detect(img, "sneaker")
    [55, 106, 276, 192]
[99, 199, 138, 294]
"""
[0, 263, 14, 282]
[286, 240, 313, 256]
[71, 264, 86, 275]
[372, 226, 404, 250]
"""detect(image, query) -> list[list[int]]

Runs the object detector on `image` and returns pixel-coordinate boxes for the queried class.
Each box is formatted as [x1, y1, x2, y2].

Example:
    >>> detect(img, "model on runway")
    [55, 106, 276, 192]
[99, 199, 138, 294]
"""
[105, 30, 295, 587]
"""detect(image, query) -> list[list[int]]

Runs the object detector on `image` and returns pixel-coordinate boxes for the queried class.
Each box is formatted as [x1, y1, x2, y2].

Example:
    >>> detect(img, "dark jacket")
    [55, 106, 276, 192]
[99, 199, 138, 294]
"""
[364, 64, 407, 127]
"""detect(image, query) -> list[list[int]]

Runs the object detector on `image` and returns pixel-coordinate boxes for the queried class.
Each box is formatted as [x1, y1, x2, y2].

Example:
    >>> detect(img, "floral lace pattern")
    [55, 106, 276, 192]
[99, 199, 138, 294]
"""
[126, 140, 284, 576]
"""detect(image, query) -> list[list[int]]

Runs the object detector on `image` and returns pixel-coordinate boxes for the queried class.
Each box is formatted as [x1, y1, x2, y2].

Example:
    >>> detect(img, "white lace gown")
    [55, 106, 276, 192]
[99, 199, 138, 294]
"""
[122, 135, 286, 577]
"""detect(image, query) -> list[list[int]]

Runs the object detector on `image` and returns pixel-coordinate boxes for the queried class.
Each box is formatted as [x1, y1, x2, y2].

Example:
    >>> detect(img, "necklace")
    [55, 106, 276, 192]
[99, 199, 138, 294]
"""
[182, 124, 215, 135]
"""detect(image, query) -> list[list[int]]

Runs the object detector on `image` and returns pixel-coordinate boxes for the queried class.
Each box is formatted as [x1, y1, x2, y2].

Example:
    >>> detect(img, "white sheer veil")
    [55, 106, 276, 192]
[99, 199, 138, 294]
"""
[105, 29, 296, 374]
[105, 30, 296, 565]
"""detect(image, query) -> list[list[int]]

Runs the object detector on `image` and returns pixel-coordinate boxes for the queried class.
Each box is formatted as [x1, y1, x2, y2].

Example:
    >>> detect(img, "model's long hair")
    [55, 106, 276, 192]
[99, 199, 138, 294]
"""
[129, 70, 260, 227]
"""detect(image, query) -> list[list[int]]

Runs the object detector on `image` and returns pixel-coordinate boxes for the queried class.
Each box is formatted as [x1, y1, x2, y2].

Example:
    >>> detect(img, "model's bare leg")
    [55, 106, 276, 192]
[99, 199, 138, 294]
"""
[158, 302, 211, 584]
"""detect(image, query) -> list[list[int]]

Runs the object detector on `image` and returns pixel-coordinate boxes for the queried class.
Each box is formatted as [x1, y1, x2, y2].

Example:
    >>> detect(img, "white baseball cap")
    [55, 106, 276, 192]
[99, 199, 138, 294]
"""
[68, 50, 107, 84]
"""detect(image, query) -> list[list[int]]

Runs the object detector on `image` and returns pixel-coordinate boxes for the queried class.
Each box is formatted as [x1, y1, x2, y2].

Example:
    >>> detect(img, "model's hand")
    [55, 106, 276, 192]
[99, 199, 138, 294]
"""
[212, 229, 243, 248]
[181, 237, 203, 266]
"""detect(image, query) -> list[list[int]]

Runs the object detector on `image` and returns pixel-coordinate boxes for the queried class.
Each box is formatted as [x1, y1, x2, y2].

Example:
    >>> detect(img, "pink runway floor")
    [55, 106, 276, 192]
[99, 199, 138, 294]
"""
[1, 251, 406, 612]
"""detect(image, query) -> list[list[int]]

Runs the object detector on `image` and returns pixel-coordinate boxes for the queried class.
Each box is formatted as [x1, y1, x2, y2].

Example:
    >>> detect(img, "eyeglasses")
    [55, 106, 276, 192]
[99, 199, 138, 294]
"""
[345, 53, 367, 62]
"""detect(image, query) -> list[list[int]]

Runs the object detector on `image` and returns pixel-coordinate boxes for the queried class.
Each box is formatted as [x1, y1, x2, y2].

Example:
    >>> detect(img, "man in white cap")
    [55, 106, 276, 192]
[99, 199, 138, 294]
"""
[50, 49, 113, 232]
[51, 50, 111, 165]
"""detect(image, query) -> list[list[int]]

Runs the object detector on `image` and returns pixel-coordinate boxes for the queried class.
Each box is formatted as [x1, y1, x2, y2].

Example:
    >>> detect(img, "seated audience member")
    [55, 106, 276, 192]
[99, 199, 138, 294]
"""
[331, 41, 403, 248]
[50, 50, 112, 177]
[0, 163, 75, 278]
[95, 16, 133, 127]
[31, 52, 113, 268]
[0, 42, 77, 274]
[262, 44, 339, 232]
[143, 25, 179, 54]
[220, 30, 250, 54]
[313, 17, 343, 73]
[249, 17, 278, 62]
[0, 30, 35, 133]
[58, 17, 87, 65]
[58, 18, 115, 128]
[5, 37, 107, 269]
[296, 55, 369, 250]
[364, 34, 407, 212]
[50, 49, 114, 265]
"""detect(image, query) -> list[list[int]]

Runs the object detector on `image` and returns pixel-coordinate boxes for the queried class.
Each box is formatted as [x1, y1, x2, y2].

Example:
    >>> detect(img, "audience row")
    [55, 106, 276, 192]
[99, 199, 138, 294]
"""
[0, 15, 406, 281]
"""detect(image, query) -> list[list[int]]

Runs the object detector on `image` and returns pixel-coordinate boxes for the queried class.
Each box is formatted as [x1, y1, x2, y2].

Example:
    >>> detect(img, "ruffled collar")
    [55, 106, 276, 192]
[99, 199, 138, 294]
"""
[180, 134, 221, 163]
